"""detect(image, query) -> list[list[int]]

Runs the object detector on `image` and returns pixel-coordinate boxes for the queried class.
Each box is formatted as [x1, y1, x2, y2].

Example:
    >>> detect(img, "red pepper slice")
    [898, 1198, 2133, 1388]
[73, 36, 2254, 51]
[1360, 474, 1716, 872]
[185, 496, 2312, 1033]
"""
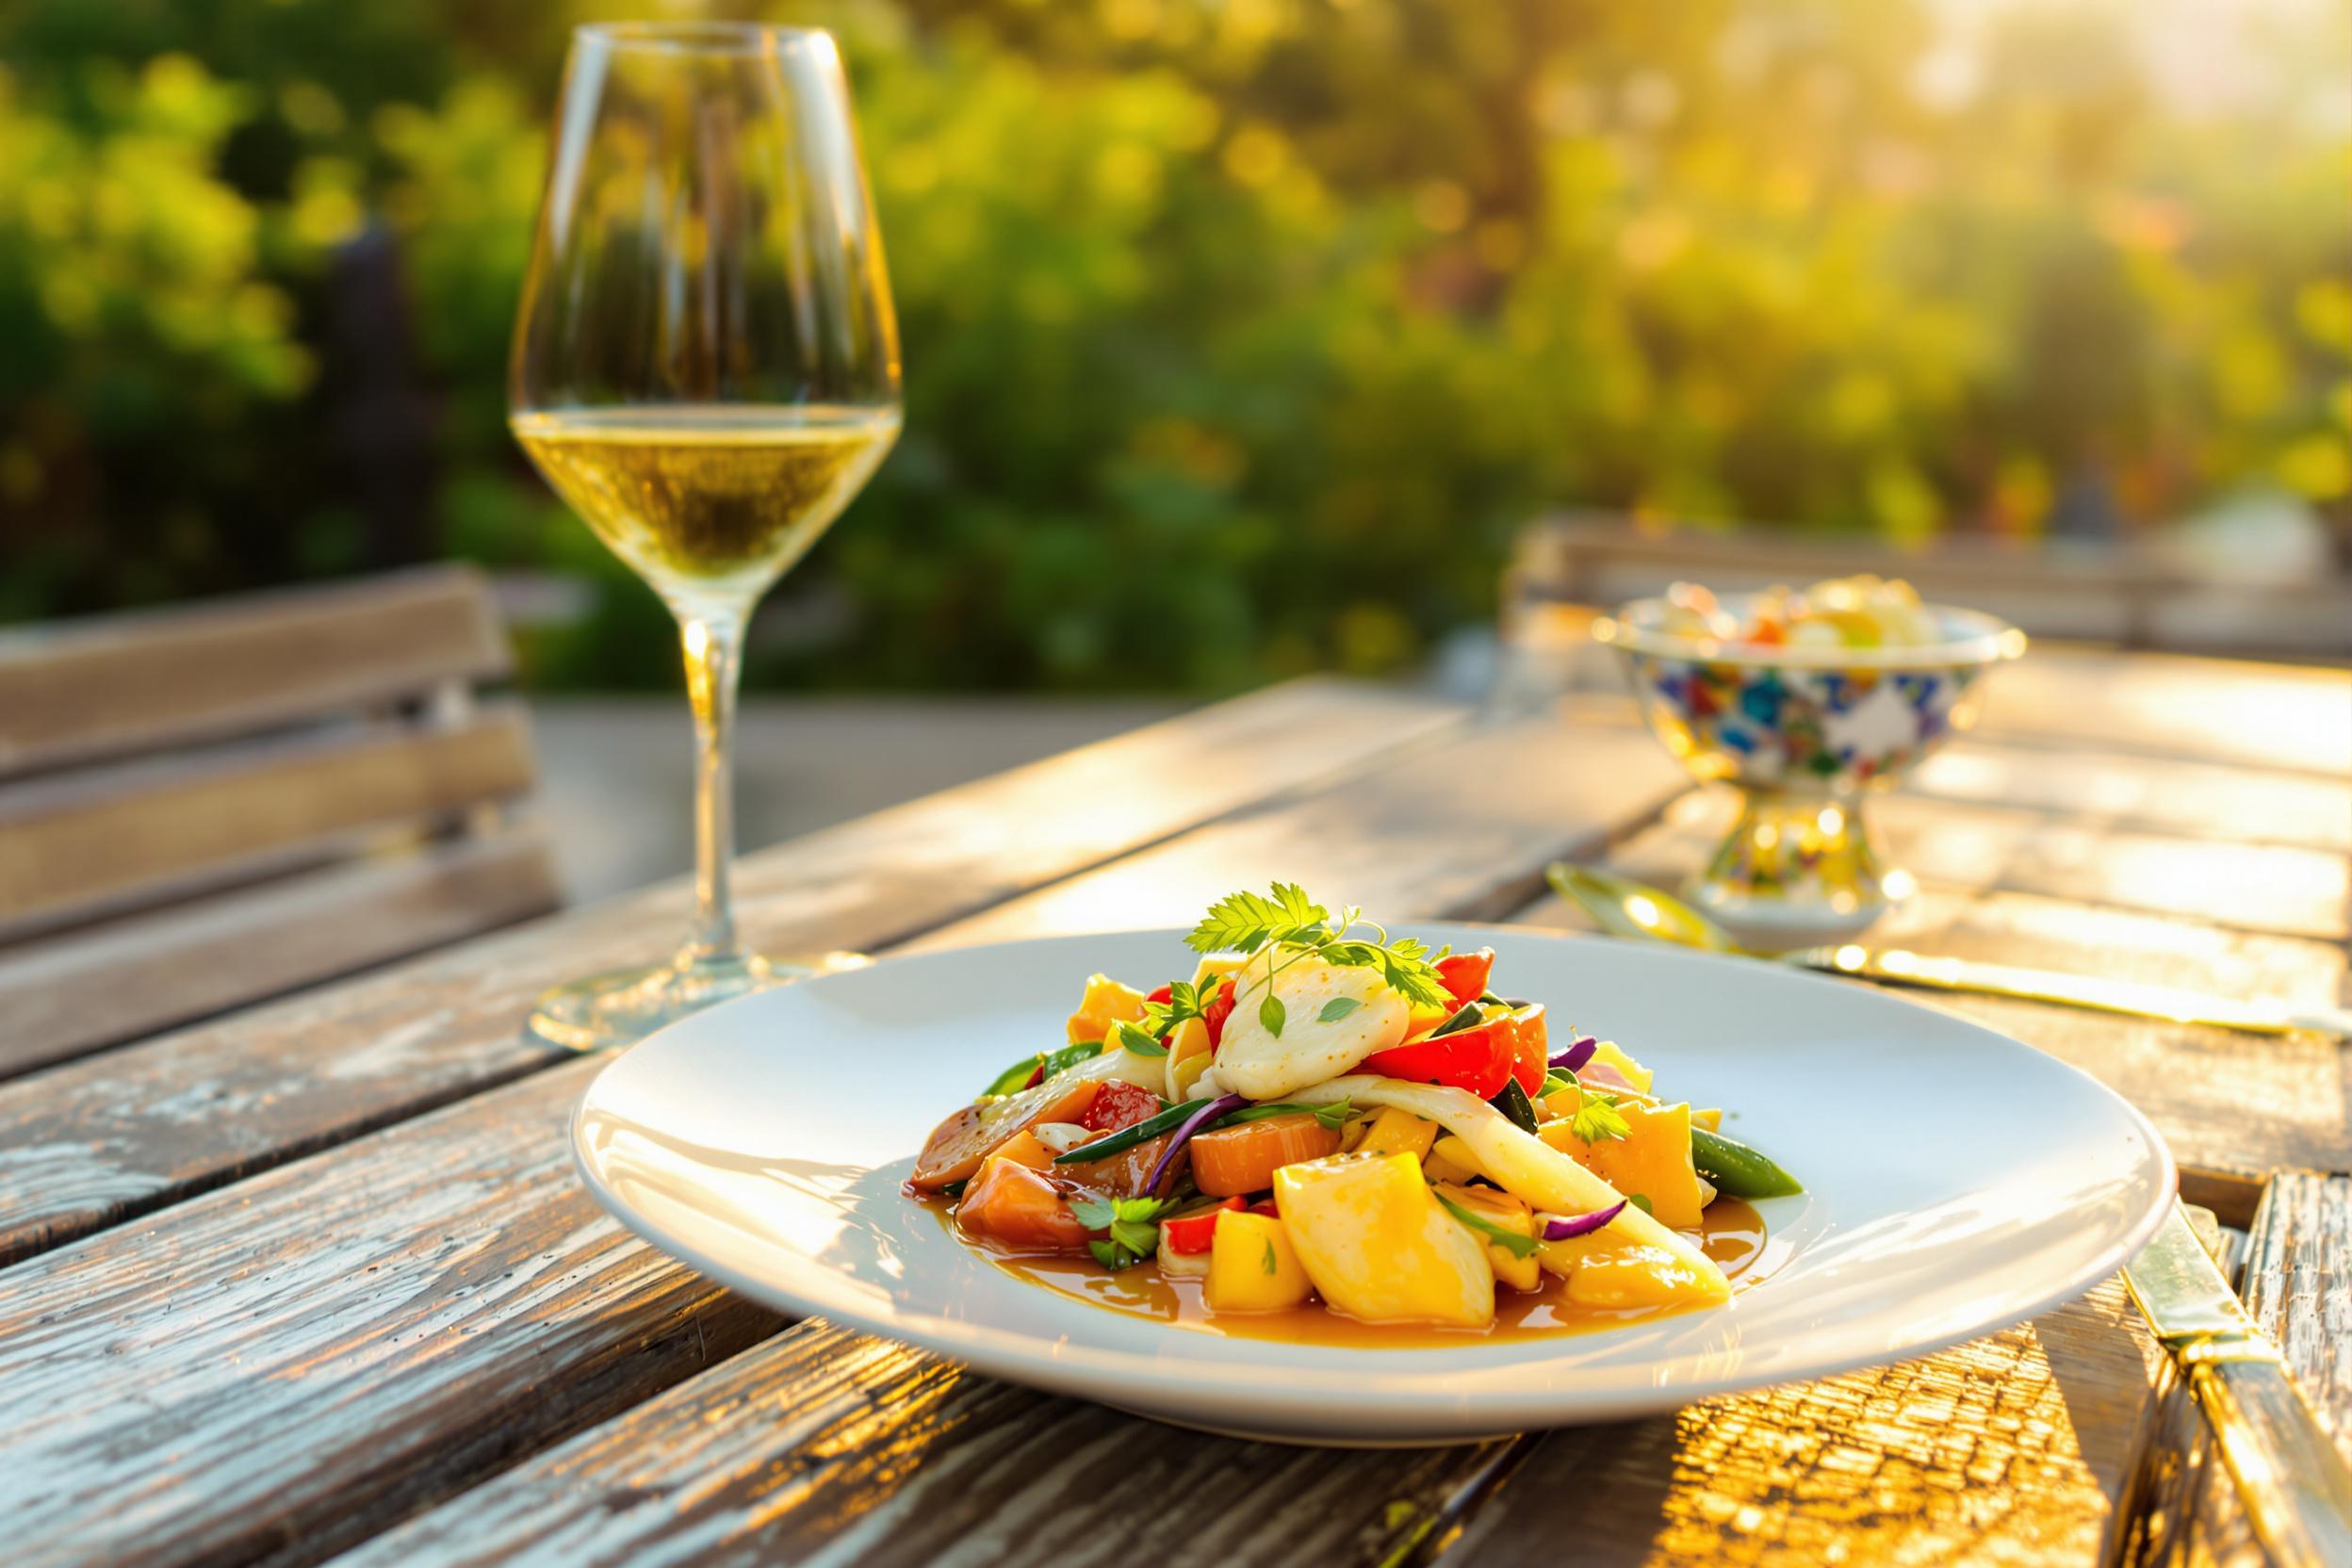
[1508, 1003, 1548, 1097]
[1435, 948, 1494, 1008]
[1146, 984, 1173, 1005]
[1160, 1196, 1245, 1255]
[1363, 1015, 1516, 1099]
[1201, 977, 1237, 1052]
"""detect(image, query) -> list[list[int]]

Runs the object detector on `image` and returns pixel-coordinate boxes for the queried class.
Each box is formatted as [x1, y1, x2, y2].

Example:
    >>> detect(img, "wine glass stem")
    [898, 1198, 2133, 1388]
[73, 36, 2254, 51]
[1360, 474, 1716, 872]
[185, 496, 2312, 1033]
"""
[678, 608, 745, 968]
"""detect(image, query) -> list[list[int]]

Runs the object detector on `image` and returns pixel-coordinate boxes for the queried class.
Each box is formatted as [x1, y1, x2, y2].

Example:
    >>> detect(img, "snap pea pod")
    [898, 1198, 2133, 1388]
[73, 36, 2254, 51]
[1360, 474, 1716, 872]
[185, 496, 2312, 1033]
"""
[1690, 1125, 1804, 1198]
[1051, 1097, 1188, 1164]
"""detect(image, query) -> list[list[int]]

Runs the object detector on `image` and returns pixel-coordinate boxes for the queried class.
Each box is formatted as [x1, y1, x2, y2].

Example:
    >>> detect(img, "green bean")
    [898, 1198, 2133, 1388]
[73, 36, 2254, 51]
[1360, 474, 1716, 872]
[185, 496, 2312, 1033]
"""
[1690, 1125, 1804, 1198]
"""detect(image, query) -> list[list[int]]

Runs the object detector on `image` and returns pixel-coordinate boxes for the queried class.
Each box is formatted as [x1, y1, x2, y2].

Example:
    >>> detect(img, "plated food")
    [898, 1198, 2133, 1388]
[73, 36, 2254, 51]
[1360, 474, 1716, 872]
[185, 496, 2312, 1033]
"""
[909, 885, 1801, 1338]
[1654, 573, 1944, 651]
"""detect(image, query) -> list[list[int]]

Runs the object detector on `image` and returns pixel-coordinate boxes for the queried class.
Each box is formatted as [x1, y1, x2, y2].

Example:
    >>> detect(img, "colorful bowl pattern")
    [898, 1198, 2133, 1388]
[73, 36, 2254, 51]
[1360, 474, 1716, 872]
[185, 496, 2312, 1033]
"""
[1624, 652, 1987, 792]
[1594, 594, 2023, 946]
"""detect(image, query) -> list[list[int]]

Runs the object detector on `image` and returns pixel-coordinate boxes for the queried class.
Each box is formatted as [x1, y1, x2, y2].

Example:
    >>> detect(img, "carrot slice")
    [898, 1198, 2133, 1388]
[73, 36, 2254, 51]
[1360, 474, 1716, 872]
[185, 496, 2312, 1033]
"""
[1188, 1113, 1341, 1198]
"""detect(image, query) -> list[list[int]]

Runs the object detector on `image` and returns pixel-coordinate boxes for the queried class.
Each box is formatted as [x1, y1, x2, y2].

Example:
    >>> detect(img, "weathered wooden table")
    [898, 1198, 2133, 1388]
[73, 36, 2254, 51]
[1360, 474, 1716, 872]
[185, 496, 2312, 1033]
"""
[5, 639, 2346, 1568]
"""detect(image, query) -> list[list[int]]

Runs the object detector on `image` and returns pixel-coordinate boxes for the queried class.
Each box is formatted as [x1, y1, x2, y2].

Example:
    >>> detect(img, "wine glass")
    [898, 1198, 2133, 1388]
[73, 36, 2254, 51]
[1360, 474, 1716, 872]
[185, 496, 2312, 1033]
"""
[510, 23, 901, 1049]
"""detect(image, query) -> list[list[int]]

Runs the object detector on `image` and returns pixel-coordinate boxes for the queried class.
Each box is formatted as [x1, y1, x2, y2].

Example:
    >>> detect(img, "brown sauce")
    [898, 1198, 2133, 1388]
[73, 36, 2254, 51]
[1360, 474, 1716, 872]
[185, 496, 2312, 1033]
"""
[922, 1195, 1788, 1348]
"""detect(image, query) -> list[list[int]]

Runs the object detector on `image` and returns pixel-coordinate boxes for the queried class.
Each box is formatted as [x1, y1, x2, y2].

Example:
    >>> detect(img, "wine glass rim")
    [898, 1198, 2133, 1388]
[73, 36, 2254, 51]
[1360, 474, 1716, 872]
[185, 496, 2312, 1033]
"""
[576, 21, 830, 57]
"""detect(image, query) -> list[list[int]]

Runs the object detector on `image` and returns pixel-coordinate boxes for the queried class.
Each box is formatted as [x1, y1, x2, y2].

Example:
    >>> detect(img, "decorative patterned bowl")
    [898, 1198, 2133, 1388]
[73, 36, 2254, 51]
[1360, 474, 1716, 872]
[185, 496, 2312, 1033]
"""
[1593, 594, 2026, 947]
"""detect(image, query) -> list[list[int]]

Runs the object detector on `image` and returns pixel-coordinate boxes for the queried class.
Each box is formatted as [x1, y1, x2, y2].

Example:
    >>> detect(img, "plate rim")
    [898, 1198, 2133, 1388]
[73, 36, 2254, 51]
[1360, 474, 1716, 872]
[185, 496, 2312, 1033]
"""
[570, 923, 2177, 1429]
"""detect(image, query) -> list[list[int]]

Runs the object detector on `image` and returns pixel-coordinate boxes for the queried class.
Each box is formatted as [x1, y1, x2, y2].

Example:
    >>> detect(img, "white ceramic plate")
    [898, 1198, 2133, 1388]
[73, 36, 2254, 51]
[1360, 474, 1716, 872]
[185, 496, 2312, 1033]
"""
[573, 925, 2174, 1444]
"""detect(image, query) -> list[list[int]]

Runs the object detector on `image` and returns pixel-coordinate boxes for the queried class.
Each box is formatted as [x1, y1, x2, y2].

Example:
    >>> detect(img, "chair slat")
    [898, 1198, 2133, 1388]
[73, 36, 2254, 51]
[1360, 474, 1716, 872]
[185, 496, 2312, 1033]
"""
[0, 706, 537, 940]
[0, 829, 558, 1079]
[0, 566, 510, 778]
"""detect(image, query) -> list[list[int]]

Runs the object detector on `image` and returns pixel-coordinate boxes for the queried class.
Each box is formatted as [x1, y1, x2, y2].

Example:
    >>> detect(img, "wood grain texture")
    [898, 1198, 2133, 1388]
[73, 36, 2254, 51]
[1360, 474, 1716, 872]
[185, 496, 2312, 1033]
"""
[913, 696, 1686, 950]
[0, 700, 1674, 1568]
[1906, 737, 2352, 855]
[322, 1319, 1519, 1568]
[0, 707, 539, 939]
[1613, 785, 2351, 942]
[0, 676, 1461, 1266]
[1965, 648, 2352, 777]
[1447, 1280, 2165, 1567]
[0, 1054, 782, 1568]
[0, 830, 559, 1079]
[1514, 884, 2343, 1175]
[0, 565, 509, 777]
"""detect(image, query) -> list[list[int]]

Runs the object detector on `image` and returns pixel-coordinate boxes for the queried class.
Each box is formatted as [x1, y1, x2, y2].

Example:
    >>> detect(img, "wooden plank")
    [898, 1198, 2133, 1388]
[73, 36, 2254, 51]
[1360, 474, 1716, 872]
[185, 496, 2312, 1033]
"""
[1442, 1280, 2165, 1567]
[1965, 648, 2352, 777]
[0, 707, 540, 939]
[0, 702, 1674, 1568]
[911, 705, 1685, 950]
[0, 677, 1461, 1266]
[0, 1053, 782, 1568]
[1908, 737, 2352, 854]
[0, 565, 510, 777]
[1517, 882, 2350, 1184]
[1609, 785, 2350, 941]
[0, 830, 560, 1079]
[318, 1319, 1519, 1568]
[2123, 1175, 2351, 1568]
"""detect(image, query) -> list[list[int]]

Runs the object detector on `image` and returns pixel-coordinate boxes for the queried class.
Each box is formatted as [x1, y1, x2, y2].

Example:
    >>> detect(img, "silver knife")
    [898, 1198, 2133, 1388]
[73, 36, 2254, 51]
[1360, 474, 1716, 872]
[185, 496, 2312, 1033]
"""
[1798, 946, 2352, 1040]
[2120, 1204, 2352, 1565]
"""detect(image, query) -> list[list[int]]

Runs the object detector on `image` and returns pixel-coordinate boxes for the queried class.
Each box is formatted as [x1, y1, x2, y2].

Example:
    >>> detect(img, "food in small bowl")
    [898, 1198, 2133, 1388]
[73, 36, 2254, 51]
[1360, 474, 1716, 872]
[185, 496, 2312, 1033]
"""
[907, 885, 1801, 1343]
[1593, 576, 2024, 945]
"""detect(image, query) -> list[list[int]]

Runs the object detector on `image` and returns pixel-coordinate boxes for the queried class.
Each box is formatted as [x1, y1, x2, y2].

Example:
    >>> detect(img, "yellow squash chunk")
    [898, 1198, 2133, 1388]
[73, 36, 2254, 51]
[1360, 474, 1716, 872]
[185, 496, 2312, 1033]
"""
[1433, 1181, 1541, 1291]
[1422, 1133, 1486, 1187]
[1587, 1041, 1653, 1092]
[1285, 1077, 1729, 1308]
[1067, 973, 1150, 1045]
[1163, 1017, 1213, 1101]
[1541, 1100, 1705, 1230]
[1540, 1233, 1723, 1309]
[1692, 1106, 1723, 1132]
[1205, 1210, 1312, 1312]
[1273, 1152, 1494, 1328]
[1191, 954, 1247, 990]
[1358, 1106, 1439, 1161]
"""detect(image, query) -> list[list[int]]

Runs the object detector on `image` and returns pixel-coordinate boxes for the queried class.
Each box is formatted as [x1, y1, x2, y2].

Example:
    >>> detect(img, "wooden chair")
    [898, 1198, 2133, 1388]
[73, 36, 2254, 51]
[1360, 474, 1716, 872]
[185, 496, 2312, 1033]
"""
[0, 566, 560, 1077]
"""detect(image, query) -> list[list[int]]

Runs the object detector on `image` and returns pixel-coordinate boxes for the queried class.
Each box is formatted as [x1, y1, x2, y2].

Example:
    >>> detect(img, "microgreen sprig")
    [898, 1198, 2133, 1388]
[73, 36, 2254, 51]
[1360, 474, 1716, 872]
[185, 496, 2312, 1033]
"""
[1187, 882, 1454, 1036]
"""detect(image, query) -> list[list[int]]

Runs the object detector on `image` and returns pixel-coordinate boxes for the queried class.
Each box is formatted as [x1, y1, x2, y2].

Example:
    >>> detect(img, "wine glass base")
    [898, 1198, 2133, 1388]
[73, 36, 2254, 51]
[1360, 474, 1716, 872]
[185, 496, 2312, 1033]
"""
[527, 949, 872, 1053]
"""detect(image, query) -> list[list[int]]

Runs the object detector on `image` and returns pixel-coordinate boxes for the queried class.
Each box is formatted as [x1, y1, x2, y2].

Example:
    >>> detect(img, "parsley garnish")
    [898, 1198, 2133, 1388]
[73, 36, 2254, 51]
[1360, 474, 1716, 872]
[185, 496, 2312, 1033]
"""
[1186, 883, 1454, 1036]
[1627, 1193, 1654, 1216]
[1437, 1194, 1541, 1260]
[1540, 1069, 1578, 1100]
[1069, 1193, 1172, 1269]
[1130, 976, 1220, 1050]
[1113, 1021, 1168, 1057]
[1569, 1092, 1631, 1145]
[1261, 1239, 1279, 1276]
[1317, 996, 1363, 1023]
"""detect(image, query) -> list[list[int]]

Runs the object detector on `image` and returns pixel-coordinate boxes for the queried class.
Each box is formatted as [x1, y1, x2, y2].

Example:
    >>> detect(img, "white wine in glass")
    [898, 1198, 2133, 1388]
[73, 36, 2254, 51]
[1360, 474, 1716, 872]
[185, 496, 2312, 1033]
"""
[509, 24, 902, 1050]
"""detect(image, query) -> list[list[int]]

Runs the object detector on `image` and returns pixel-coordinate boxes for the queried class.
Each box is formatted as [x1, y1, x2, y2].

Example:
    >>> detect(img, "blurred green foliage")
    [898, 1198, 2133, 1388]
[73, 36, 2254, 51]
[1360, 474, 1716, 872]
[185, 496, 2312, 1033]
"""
[0, 0, 2345, 689]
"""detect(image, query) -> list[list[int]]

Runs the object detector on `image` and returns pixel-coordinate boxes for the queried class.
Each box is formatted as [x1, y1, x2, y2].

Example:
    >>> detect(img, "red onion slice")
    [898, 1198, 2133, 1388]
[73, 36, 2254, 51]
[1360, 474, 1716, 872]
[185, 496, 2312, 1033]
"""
[1540, 1200, 1627, 1240]
[1549, 1036, 1598, 1073]
[1139, 1092, 1247, 1197]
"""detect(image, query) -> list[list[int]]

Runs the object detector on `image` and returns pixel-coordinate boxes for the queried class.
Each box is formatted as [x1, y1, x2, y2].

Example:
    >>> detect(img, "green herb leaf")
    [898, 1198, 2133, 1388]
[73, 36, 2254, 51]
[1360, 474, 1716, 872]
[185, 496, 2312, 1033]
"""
[1071, 1194, 1171, 1269]
[1540, 1069, 1578, 1100]
[1316, 996, 1363, 1023]
[1259, 993, 1287, 1037]
[1569, 1092, 1631, 1145]
[1188, 884, 1330, 956]
[1184, 885, 1455, 1015]
[1627, 1193, 1654, 1216]
[1437, 1194, 1541, 1259]
[1261, 1240, 1279, 1275]
[1115, 1021, 1168, 1057]
[1066, 1191, 1118, 1231]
